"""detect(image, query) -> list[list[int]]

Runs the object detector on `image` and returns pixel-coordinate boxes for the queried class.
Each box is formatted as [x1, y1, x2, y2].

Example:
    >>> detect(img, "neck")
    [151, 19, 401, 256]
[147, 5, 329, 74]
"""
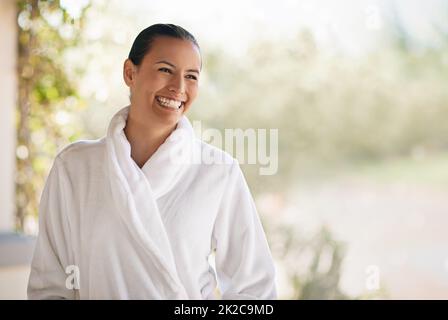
[124, 106, 176, 168]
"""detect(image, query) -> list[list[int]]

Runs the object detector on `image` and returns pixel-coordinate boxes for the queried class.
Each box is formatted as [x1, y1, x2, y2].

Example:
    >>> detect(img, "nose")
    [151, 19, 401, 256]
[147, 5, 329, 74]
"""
[168, 74, 185, 96]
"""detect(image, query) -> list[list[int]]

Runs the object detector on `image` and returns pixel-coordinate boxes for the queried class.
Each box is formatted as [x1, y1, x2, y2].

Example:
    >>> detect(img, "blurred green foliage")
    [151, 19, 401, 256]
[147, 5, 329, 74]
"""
[277, 225, 349, 299]
[190, 29, 448, 193]
[15, 0, 90, 231]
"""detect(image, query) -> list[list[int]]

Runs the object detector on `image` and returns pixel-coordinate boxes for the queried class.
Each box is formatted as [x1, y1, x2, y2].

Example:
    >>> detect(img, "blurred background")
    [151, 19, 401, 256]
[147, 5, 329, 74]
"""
[1, 0, 448, 299]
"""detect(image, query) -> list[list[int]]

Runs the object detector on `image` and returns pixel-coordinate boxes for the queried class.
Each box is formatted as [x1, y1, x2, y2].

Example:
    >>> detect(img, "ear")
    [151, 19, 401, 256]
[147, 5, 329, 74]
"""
[123, 59, 136, 87]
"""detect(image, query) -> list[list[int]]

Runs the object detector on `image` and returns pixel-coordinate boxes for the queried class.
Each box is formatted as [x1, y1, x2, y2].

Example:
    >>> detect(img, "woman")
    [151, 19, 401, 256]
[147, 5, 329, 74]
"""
[27, 24, 277, 299]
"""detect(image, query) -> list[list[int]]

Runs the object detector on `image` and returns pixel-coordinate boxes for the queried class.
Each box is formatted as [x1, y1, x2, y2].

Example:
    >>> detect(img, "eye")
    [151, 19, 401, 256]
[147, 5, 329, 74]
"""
[186, 74, 198, 80]
[158, 67, 172, 73]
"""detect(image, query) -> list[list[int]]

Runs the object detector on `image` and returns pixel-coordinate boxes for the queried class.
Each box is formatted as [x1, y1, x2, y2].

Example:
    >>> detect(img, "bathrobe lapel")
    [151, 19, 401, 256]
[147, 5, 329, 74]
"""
[141, 114, 195, 199]
[105, 106, 194, 299]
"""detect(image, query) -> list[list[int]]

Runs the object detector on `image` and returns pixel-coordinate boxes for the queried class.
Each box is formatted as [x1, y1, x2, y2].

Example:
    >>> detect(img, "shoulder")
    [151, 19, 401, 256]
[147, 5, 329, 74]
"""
[194, 139, 244, 183]
[197, 139, 235, 165]
[56, 137, 105, 159]
[54, 137, 106, 170]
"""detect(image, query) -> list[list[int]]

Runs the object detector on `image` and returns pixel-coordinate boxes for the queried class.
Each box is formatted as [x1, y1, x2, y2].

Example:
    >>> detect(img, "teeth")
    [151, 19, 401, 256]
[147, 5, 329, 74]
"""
[156, 96, 182, 109]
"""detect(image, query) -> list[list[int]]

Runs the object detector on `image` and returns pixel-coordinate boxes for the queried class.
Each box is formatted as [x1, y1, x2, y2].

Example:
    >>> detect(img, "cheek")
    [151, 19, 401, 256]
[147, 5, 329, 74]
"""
[138, 73, 165, 93]
[187, 84, 199, 102]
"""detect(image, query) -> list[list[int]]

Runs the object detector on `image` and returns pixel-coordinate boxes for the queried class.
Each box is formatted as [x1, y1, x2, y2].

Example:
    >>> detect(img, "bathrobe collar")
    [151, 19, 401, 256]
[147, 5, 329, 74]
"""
[105, 105, 194, 298]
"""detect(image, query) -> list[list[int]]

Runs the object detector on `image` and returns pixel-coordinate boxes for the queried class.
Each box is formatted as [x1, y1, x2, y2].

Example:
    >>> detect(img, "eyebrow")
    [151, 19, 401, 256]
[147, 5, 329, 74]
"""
[155, 60, 200, 74]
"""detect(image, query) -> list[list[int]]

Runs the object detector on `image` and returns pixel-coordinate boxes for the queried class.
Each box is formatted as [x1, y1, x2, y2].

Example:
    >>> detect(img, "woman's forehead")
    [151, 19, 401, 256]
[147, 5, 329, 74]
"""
[144, 37, 201, 68]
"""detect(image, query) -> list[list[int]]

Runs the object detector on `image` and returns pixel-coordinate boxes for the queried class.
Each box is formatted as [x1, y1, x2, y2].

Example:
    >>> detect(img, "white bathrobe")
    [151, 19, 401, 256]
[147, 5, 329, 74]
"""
[27, 106, 277, 300]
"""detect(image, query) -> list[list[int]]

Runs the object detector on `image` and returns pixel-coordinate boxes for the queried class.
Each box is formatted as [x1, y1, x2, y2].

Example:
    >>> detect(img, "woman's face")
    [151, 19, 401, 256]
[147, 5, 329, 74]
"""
[123, 36, 202, 127]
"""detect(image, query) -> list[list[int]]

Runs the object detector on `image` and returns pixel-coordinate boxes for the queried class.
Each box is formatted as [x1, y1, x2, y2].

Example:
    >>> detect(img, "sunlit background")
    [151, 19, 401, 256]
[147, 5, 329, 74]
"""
[1, 0, 448, 299]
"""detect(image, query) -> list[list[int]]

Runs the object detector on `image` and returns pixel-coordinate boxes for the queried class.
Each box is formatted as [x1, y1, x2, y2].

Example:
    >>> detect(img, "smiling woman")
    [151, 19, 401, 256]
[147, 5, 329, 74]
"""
[123, 26, 202, 167]
[27, 24, 277, 300]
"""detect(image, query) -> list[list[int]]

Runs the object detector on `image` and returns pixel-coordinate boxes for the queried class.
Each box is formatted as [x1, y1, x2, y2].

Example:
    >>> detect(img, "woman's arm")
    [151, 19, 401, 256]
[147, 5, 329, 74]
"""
[211, 160, 277, 300]
[27, 157, 76, 299]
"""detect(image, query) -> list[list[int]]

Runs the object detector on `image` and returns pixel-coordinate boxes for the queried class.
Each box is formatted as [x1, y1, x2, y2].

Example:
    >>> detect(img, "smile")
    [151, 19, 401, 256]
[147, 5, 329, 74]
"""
[155, 96, 184, 110]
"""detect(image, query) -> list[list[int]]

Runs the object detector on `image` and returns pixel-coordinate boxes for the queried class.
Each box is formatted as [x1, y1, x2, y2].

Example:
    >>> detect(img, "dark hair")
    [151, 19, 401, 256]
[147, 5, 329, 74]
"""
[128, 23, 201, 67]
